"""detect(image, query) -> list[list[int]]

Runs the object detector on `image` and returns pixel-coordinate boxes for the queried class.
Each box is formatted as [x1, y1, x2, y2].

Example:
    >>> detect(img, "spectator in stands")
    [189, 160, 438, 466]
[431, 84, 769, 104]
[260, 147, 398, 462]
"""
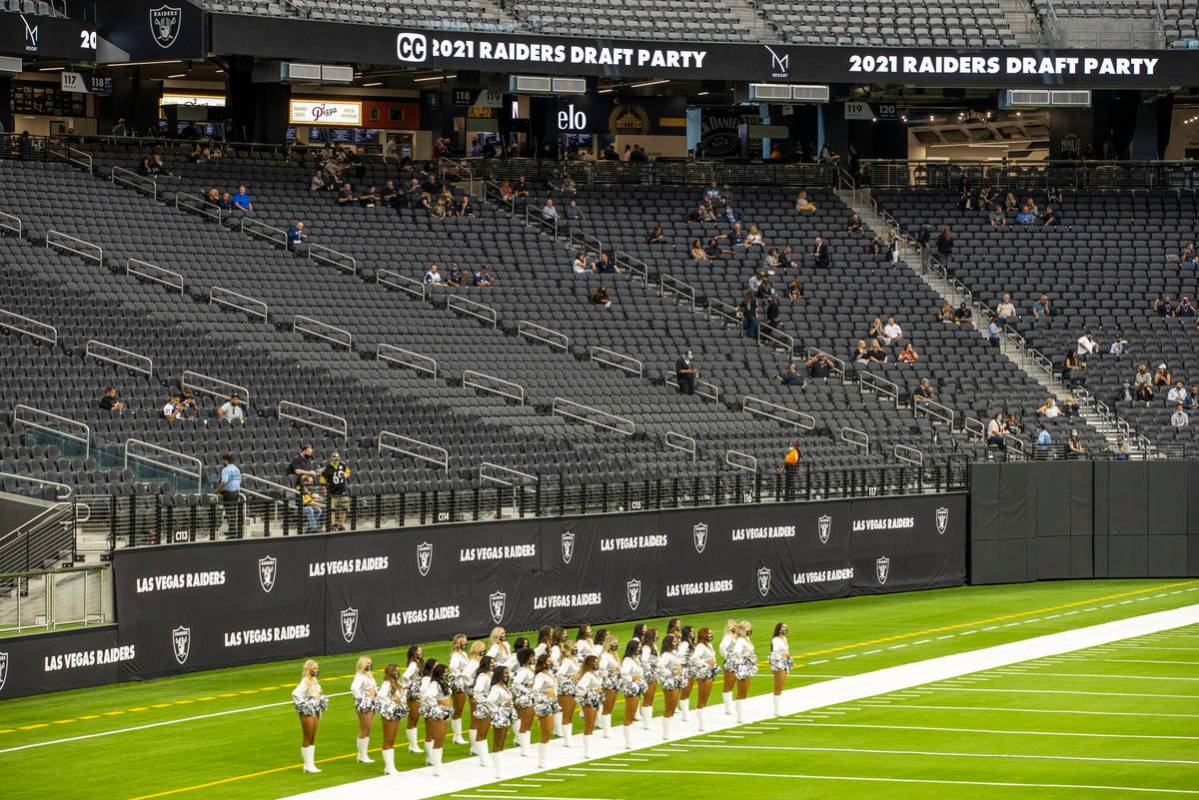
[430, 197, 449, 219]
[1003, 192, 1018, 214]
[565, 200, 585, 225]
[727, 222, 747, 249]
[1062, 349, 1081, 385]
[137, 157, 153, 177]
[321, 452, 351, 532]
[794, 191, 817, 214]
[725, 206, 744, 225]
[1153, 293, 1174, 317]
[232, 185, 253, 214]
[704, 181, 723, 205]
[1111, 435, 1131, 460]
[915, 223, 932, 246]
[380, 180, 400, 208]
[1076, 330, 1100, 360]
[1134, 364, 1154, 403]
[865, 317, 884, 340]
[1179, 242, 1197, 270]
[423, 264, 442, 285]
[1168, 380, 1188, 406]
[1172, 404, 1190, 429]
[150, 154, 170, 176]
[177, 389, 199, 422]
[739, 293, 759, 339]
[868, 235, 883, 257]
[780, 440, 800, 499]
[300, 474, 324, 533]
[1189, 386, 1199, 413]
[1016, 205, 1036, 225]
[675, 350, 698, 394]
[1066, 429, 1085, 459]
[847, 214, 862, 233]
[898, 342, 919, 364]
[309, 170, 326, 192]
[1035, 423, 1052, 459]
[779, 245, 797, 272]
[290, 443, 318, 488]
[986, 412, 1006, 450]
[989, 205, 1006, 227]
[868, 340, 888, 363]
[596, 253, 617, 274]
[99, 385, 126, 414]
[446, 264, 466, 287]
[688, 239, 710, 265]
[1061, 397, 1080, 419]
[591, 285, 613, 310]
[887, 229, 901, 266]
[786, 277, 803, 303]
[935, 227, 953, 266]
[1154, 363, 1173, 388]
[852, 340, 869, 367]
[912, 378, 934, 406]
[573, 253, 593, 275]
[1109, 333, 1128, 359]
[1043, 206, 1060, 227]
[773, 360, 803, 387]
[1031, 294, 1056, 320]
[541, 198, 559, 223]
[882, 316, 904, 346]
[953, 302, 973, 326]
[745, 224, 765, 247]
[204, 186, 221, 206]
[336, 183, 355, 207]
[287, 221, 308, 252]
[1047, 186, 1064, 205]
[216, 453, 243, 539]
[162, 393, 183, 424]
[1037, 397, 1061, 419]
[1178, 296, 1197, 317]
[648, 224, 665, 245]
[512, 176, 530, 202]
[937, 302, 954, 324]
[472, 267, 494, 287]
[358, 186, 380, 208]
[812, 236, 830, 269]
[805, 351, 835, 380]
[988, 315, 1002, 347]
[218, 393, 246, 425]
[1007, 412, 1023, 435]
[979, 186, 995, 208]
[219, 192, 234, 213]
[996, 293, 1017, 322]
[763, 247, 780, 273]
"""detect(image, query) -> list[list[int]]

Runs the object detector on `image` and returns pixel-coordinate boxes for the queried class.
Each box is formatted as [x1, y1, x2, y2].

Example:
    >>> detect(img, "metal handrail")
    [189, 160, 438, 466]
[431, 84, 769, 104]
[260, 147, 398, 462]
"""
[277, 401, 349, 439]
[293, 315, 353, 350]
[479, 461, 536, 486]
[664, 431, 698, 461]
[963, 417, 986, 441]
[660, 274, 696, 309]
[376, 343, 438, 377]
[0, 209, 22, 237]
[0, 472, 71, 499]
[741, 395, 816, 430]
[175, 192, 222, 223]
[551, 397, 635, 436]
[859, 370, 901, 407]
[518, 320, 569, 351]
[758, 325, 794, 355]
[377, 269, 427, 300]
[309, 243, 357, 274]
[85, 340, 152, 377]
[13, 404, 90, 461]
[239, 218, 288, 247]
[111, 165, 159, 200]
[0, 308, 57, 346]
[50, 145, 92, 173]
[724, 449, 759, 474]
[209, 286, 269, 321]
[590, 346, 643, 378]
[447, 294, 498, 327]
[614, 250, 649, 287]
[706, 298, 741, 326]
[123, 439, 203, 491]
[894, 443, 924, 466]
[46, 230, 102, 264]
[463, 369, 526, 404]
[127, 258, 184, 293]
[914, 396, 955, 428]
[378, 430, 449, 472]
[181, 370, 250, 405]
[240, 473, 300, 499]
[664, 371, 721, 401]
[840, 426, 870, 452]
[438, 156, 476, 197]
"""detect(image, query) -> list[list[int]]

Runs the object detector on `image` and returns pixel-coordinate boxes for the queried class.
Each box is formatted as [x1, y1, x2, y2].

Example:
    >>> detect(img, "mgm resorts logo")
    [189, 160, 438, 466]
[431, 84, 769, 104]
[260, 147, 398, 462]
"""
[765, 45, 790, 78]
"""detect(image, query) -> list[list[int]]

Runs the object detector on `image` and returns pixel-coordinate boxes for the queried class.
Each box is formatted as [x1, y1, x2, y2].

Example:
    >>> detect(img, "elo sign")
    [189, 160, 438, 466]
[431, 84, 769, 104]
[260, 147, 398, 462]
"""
[557, 103, 587, 131]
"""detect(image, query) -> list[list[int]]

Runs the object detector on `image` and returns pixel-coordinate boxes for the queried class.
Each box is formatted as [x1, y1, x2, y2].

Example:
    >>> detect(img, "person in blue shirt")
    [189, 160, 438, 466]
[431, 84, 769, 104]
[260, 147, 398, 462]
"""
[472, 266, 494, 287]
[216, 453, 243, 539]
[232, 185, 253, 213]
[1035, 424, 1053, 460]
[287, 221, 307, 252]
[988, 315, 1002, 347]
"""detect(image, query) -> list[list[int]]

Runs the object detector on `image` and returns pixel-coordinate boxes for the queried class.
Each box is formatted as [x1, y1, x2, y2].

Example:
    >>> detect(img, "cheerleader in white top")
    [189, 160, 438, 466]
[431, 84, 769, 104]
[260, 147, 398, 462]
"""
[639, 627, 659, 730]
[419, 663, 453, 776]
[509, 636, 531, 670]
[487, 666, 517, 779]
[485, 627, 511, 669]
[419, 657, 440, 765]
[574, 654, 604, 758]
[448, 634, 472, 745]
[619, 639, 647, 749]
[511, 647, 536, 757]
[402, 645, 425, 755]
[574, 623, 595, 660]
[550, 629, 569, 736]
[463, 642, 486, 752]
[531, 653, 561, 767]
[470, 656, 495, 764]
[731, 620, 758, 722]
[292, 659, 329, 774]
[533, 625, 553, 665]
[677, 625, 695, 722]
[769, 622, 793, 717]
[350, 655, 378, 764]
[718, 618, 738, 715]
[656, 634, 686, 740]
[689, 627, 719, 731]
[555, 640, 579, 749]
[597, 631, 620, 739]
[377, 663, 408, 775]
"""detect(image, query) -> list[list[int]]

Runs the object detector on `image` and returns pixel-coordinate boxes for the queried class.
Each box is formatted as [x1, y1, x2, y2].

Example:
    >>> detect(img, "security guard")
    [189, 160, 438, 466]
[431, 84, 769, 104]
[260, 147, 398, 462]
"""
[781, 441, 800, 500]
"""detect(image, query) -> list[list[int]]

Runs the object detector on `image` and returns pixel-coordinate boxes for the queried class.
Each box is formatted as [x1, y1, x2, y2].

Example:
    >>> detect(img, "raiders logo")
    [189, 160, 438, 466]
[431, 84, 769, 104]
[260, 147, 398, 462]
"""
[818, 514, 832, 544]
[149, 5, 181, 49]
[757, 566, 772, 597]
[0, 651, 8, 694]
[417, 541, 433, 577]
[876, 556, 891, 586]
[172, 625, 191, 665]
[692, 522, 709, 554]
[626, 578, 642, 611]
[489, 591, 506, 624]
[340, 607, 359, 643]
[258, 555, 277, 594]
[561, 531, 575, 565]
[936, 506, 949, 535]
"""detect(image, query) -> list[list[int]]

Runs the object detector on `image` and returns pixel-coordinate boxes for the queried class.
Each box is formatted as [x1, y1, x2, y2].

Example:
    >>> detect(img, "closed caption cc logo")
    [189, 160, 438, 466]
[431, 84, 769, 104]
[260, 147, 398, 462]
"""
[396, 32, 428, 63]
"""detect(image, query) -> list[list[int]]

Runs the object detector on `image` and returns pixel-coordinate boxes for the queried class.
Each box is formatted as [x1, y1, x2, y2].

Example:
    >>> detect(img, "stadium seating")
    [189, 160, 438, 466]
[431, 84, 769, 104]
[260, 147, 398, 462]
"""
[754, 0, 1020, 47]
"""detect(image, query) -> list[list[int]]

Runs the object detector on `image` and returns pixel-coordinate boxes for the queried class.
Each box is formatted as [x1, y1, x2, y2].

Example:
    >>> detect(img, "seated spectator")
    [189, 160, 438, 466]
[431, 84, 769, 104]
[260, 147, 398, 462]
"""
[1109, 333, 1128, 358]
[1189, 385, 1199, 412]
[472, 266, 494, 287]
[1062, 349, 1081, 385]
[150, 154, 170, 176]
[774, 361, 804, 387]
[937, 303, 954, 324]
[1153, 293, 1174, 317]
[1179, 242, 1197, 269]
[647, 224, 665, 245]
[1133, 363, 1153, 401]
[996, 293, 1017, 320]
[565, 200, 585, 224]
[232, 185, 253, 213]
[137, 157, 153, 176]
[287, 221, 308, 252]
[512, 176, 530, 200]
[745, 224, 765, 247]
[704, 235, 723, 258]
[986, 412, 1006, 449]
[779, 245, 796, 272]
[852, 339, 869, 366]
[727, 222, 747, 248]
[162, 393, 184, 424]
[979, 185, 995, 207]
[218, 393, 246, 425]
[1066, 429, 1085, 459]
[898, 342, 919, 364]
[308, 170, 326, 192]
[1172, 404, 1190, 428]
[1006, 412, 1023, 434]
[1036, 397, 1061, 419]
[763, 247, 780, 273]
[1047, 185, 1064, 204]
[882, 316, 904, 345]
[1043, 206, 1060, 226]
[430, 198, 448, 218]
[1177, 296, 1197, 317]
[748, 271, 765, 294]
[866, 316, 884, 339]
[573, 253, 593, 275]
[457, 194, 473, 217]
[358, 185, 379, 208]
[423, 264, 442, 285]
[205, 186, 221, 205]
[847, 214, 863, 233]
[1168, 380, 1188, 405]
[1030, 294, 1055, 319]
[336, 183, 355, 206]
[591, 285, 613, 310]
[912, 378, 934, 405]
[1154, 363, 1172, 388]
[1076, 329, 1099, 359]
[541, 198, 559, 223]
[868, 339, 888, 363]
[703, 180, 723, 205]
[219, 192, 234, 212]
[596, 253, 617, 274]
[953, 302, 973, 325]
[1004, 192, 1019, 213]
[989, 205, 1006, 227]
[1034, 423, 1053, 459]
[446, 263, 464, 286]
[794, 191, 817, 213]
[1111, 435, 1131, 460]
[99, 385, 126, 414]
[190, 143, 206, 163]
[380, 180, 399, 207]
[1016, 207, 1036, 225]
[805, 351, 835, 379]
[786, 276, 803, 302]
[498, 180, 515, 204]
[867, 235, 883, 256]
[1061, 397, 1079, 418]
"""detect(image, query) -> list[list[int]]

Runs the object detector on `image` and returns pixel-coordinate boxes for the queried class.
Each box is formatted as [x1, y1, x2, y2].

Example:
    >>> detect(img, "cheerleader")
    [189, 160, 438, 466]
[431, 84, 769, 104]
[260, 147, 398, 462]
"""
[292, 659, 328, 774]
[575, 623, 595, 659]
[532, 653, 561, 767]
[574, 654, 604, 758]
[769, 622, 793, 717]
[471, 655, 495, 764]
[448, 634, 472, 745]
[533, 625, 553, 663]
[555, 640, 579, 748]
[377, 663, 408, 775]
[619, 639, 647, 749]
[487, 666, 517, 779]
[689, 627, 719, 731]
[677, 625, 695, 722]
[419, 663, 453, 776]
[639, 627, 659, 730]
[463, 642, 486, 752]
[420, 657, 440, 764]
[509, 636, 531, 670]
[598, 632, 620, 739]
[512, 647, 536, 757]
[486, 626, 510, 667]
[719, 618, 738, 715]
[350, 655, 378, 764]
[665, 617, 683, 641]
[402, 646, 425, 754]
[731, 621, 758, 722]
[657, 634, 686, 740]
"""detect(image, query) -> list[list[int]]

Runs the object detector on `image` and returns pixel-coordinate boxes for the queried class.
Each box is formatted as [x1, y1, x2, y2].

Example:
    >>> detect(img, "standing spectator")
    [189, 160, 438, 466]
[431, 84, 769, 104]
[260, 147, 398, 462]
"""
[780, 440, 800, 500]
[287, 221, 308, 252]
[232, 184, 253, 214]
[99, 385, 126, 414]
[988, 315, 1002, 347]
[739, 293, 759, 339]
[218, 393, 246, 425]
[812, 236, 830, 269]
[289, 443, 318, 488]
[1172, 404, 1190, 428]
[1035, 423, 1053, 459]
[935, 227, 953, 268]
[675, 350, 698, 395]
[914, 223, 931, 246]
[300, 474, 324, 533]
[321, 452, 351, 532]
[216, 453, 243, 539]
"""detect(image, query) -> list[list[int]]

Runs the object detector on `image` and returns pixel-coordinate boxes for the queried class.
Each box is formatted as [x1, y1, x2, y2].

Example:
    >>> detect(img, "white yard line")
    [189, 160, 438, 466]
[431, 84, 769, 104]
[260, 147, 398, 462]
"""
[1011, 672, 1199, 682]
[680, 741, 1199, 766]
[855, 702, 1199, 718]
[776, 722, 1199, 740]
[1101, 658, 1199, 666]
[933, 687, 1199, 699]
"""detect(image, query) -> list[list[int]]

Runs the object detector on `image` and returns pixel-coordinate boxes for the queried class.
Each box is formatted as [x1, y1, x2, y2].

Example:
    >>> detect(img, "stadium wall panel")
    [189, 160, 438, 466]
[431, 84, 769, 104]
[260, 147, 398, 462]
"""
[0, 626, 123, 700]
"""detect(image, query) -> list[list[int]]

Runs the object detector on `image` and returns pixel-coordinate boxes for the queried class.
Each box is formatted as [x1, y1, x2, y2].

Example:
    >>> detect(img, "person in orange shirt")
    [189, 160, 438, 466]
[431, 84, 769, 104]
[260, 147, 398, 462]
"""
[781, 441, 800, 500]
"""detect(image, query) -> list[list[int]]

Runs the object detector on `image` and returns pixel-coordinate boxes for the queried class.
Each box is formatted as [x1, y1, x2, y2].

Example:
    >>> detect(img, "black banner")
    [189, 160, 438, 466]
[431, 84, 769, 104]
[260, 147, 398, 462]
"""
[99, 0, 207, 62]
[0, 626, 129, 700]
[210, 15, 1199, 88]
[0, 13, 100, 60]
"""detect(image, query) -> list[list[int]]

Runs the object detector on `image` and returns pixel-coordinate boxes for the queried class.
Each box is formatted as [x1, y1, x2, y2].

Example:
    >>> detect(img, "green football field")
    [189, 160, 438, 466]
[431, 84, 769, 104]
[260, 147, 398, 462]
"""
[1, 578, 1197, 800]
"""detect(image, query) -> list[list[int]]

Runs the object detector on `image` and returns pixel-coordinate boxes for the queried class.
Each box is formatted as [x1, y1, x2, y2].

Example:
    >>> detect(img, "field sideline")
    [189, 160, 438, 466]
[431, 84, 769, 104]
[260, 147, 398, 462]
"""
[1, 579, 1197, 800]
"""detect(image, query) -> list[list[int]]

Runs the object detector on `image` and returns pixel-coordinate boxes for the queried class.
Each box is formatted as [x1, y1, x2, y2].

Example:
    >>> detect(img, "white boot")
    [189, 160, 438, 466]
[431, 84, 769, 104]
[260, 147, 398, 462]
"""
[697, 706, 706, 731]
[382, 748, 397, 775]
[735, 698, 745, 723]
[582, 733, 593, 758]
[562, 728, 573, 749]
[622, 724, 633, 749]
[424, 740, 432, 765]
[600, 713, 612, 738]
[302, 745, 321, 773]
[468, 727, 478, 754]
[452, 717, 467, 745]
[406, 727, 422, 754]
[641, 704, 652, 730]
[493, 748, 503, 779]
[431, 747, 443, 776]
[772, 694, 781, 717]
[518, 730, 531, 757]
[722, 691, 733, 715]
[357, 736, 374, 763]
[680, 698, 690, 721]
[538, 741, 548, 768]
[552, 711, 563, 737]
[478, 740, 490, 767]
[661, 714, 671, 741]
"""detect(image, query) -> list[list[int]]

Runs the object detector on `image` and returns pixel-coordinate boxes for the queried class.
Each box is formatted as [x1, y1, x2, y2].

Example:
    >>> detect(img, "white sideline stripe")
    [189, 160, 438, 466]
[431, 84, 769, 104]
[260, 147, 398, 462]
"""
[283, 603, 1199, 800]
[1110, 646, 1199, 651]
[1102, 658, 1199, 666]
[570, 767, 1199, 795]
[860, 702, 1199, 718]
[452, 796, 620, 800]
[0, 691, 352, 755]
[934, 686, 1199, 699]
[681, 742, 1199, 766]
[778, 722, 1199, 741]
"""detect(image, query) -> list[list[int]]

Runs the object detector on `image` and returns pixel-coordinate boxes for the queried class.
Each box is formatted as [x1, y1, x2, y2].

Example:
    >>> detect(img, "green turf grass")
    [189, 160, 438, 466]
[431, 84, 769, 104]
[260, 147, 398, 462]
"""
[1, 578, 1196, 800]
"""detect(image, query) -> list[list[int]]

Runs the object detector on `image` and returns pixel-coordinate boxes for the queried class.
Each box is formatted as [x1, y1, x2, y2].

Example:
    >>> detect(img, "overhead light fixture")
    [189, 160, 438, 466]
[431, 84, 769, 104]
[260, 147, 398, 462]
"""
[413, 75, 446, 82]
[697, 90, 710, 96]
[111, 59, 183, 67]
[629, 79, 669, 88]
[362, 81, 382, 87]
[167, 73, 187, 79]
[929, 115, 935, 121]
[39, 66, 65, 71]
[214, 69, 224, 73]
[597, 88, 614, 94]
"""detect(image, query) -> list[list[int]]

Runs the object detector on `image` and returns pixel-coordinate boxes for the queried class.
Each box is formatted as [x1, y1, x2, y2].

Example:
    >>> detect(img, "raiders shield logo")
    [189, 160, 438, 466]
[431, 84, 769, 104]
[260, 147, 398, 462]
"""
[149, 5, 182, 49]
[340, 607, 359, 643]
[936, 506, 949, 535]
[757, 566, 772, 597]
[171, 625, 191, 665]
[257, 555, 277, 594]
[692, 522, 709, 554]
[489, 591, 506, 624]
[876, 556, 891, 586]
[0, 651, 8, 694]
[561, 531, 575, 565]
[416, 541, 433, 577]
[818, 514, 832, 544]
[626, 578, 642, 611]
